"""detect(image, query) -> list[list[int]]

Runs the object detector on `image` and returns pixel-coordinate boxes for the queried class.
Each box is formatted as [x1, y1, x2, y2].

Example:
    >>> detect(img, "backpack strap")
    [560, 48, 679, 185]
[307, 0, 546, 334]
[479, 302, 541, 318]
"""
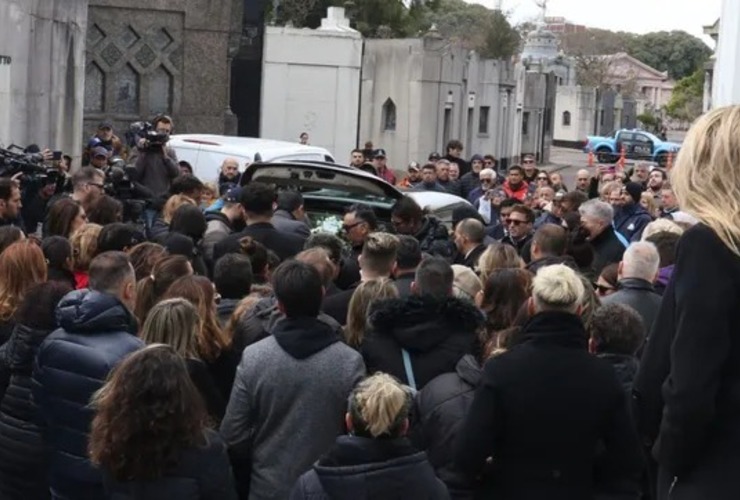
[401, 348, 417, 391]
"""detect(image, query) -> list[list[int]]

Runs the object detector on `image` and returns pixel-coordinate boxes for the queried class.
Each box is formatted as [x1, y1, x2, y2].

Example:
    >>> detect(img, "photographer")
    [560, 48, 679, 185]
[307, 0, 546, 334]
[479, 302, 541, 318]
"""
[0, 179, 23, 231]
[128, 115, 179, 226]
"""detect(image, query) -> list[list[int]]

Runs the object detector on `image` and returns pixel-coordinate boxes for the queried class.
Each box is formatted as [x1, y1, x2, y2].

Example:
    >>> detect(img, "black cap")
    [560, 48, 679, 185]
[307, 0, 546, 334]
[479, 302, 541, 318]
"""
[98, 121, 113, 130]
[428, 152, 441, 161]
[373, 148, 387, 158]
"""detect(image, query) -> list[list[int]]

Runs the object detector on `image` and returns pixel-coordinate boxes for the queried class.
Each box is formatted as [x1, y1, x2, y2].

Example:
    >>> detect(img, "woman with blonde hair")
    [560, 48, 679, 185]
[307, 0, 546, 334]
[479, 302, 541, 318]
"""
[640, 192, 659, 219]
[148, 194, 196, 241]
[163, 275, 238, 401]
[89, 345, 237, 498]
[70, 223, 102, 289]
[478, 242, 523, 283]
[345, 279, 399, 348]
[291, 373, 448, 499]
[635, 105, 740, 499]
[140, 299, 226, 420]
[0, 240, 47, 345]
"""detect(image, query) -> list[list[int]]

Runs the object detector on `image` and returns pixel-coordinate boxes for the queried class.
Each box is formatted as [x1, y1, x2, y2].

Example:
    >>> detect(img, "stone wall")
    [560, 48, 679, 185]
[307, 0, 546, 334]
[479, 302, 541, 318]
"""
[84, 0, 241, 143]
[0, 0, 88, 158]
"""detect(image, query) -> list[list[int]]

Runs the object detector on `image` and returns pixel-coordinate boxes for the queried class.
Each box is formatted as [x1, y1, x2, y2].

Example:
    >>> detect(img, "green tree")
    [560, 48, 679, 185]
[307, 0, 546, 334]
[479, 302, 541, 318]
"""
[626, 31, 712, 80]
[561, 28, 634, 56]
[665, 69, 704, 121]
[480, 9, 520, 60]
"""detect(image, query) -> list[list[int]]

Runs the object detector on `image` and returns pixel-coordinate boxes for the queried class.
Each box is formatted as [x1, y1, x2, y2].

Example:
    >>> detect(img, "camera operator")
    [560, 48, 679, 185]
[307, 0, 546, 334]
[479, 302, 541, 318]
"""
[128, 115, 179, 226]
[0, 179, 23, 231]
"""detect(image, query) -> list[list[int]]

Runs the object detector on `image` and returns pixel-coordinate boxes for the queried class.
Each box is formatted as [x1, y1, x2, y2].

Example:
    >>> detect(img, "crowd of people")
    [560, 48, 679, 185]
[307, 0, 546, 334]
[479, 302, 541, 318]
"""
[0, 105, 738, 500]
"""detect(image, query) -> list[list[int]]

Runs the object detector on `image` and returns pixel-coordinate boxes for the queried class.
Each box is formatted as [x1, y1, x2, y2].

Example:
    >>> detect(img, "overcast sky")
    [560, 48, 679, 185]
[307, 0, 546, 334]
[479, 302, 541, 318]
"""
[469, 0, 721, 44]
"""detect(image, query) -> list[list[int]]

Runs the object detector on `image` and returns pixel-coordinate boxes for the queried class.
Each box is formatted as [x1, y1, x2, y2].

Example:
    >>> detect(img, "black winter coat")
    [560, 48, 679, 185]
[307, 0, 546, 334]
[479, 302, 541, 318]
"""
[290, 436, 449, 500]
[635, 224, 740, 500]
[415, 217, 455, 261]
[0, 324, 56, 500]
[32, 290, 144, 499]
[102, 428, 238, 500]
[413, 354, 482, 500]
[602, 278, 662, 338]
[591, 227, 627, 276]
[213, 222, 305, 264]
[363, 296, 483, 391]
[597, 353, 639, 396]
[614, 203, 653, 243]
[455, 312, 644, 500]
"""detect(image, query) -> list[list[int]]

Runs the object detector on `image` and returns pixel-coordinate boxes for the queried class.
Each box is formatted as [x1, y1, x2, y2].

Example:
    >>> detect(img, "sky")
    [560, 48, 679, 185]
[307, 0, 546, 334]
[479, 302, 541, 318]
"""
[469, 0, 722, 44]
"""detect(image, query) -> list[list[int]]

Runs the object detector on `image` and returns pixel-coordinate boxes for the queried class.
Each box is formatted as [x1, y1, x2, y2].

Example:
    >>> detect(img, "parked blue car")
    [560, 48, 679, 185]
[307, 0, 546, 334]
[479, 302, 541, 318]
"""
[583, 129, 680, 167]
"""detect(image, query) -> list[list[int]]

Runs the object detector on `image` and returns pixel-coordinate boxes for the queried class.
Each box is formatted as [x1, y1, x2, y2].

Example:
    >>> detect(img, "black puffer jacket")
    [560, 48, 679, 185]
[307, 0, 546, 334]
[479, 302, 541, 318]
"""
[363, 296, 483, 390]
[415, 216, 455, 261]
[32, 290, 144, 499]
[290, 436, 449, 500]
[0, 324, 55, 500]
[413, 354, 482, 500]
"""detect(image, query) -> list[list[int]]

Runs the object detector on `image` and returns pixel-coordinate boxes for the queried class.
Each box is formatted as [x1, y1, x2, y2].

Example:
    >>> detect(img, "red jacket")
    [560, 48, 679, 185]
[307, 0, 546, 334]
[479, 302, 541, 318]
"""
[503, 181, 529, 201]
[377, 166, 397, 185]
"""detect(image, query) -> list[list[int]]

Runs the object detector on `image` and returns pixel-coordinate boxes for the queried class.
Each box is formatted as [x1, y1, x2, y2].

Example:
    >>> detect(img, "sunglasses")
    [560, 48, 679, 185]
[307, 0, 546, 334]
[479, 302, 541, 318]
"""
[342, 221, 364, 231]
[506, 219, 527, 226]
[593, 283, 614, 294]
[536, 176, 548, 180]
[481, 178, 494, 183]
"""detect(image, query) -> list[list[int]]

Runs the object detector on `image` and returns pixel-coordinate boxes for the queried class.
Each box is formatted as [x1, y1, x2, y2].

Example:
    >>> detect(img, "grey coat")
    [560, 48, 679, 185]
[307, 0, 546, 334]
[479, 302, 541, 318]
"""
[271, 210, 310, 239]
[203, 215, 233, 265]
[602, 278, 662, 337]
[220, 320, 365, 500]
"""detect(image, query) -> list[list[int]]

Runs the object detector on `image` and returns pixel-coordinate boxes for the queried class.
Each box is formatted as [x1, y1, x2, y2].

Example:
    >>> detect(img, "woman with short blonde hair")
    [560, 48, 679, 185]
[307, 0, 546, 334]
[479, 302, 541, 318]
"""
[636, 105, 740, 498]
[345, 279, 398, 348]
[290, 373, 448, 499]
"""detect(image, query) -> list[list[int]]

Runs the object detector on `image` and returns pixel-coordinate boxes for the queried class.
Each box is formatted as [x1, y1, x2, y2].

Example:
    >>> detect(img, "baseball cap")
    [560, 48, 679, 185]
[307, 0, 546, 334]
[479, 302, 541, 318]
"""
[408, 161, 420, 172]
[98, 121, 113, 130]
[91, 146, 110, 158]
[373, 148, 387, 158]
[224, 186, 244, 203]
[428, 152, 441, 161]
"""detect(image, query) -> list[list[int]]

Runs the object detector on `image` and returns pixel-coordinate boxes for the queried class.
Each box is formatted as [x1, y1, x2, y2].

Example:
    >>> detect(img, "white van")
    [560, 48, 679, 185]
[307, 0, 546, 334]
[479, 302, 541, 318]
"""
[168, 134, 335, 182]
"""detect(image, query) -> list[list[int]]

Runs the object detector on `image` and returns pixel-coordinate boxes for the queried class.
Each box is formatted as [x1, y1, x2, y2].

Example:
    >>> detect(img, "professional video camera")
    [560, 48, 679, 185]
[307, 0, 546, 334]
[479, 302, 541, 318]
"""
[126, 121, 169, 149]
[103, 164, 150, 225]
[0, 144, 66, 189]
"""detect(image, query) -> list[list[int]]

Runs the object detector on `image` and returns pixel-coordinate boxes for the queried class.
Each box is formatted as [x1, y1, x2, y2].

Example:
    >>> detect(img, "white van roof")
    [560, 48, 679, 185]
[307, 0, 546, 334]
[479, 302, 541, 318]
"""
[168, 134, 335, 182]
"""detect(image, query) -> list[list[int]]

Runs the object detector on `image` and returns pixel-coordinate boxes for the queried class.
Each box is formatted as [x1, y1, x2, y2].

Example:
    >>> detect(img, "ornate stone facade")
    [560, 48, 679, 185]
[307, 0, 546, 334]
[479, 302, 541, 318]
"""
[83, 0, 242, 141]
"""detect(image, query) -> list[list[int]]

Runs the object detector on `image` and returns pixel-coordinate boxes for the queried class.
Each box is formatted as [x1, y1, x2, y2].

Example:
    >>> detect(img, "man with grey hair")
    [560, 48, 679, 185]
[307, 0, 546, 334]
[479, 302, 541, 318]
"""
[467, 167, 497, 205]
[575, 169, 591, 194]
[579, 199, 628, 275]
[603, 241, 662, 336]
[455, 263, 644, 499]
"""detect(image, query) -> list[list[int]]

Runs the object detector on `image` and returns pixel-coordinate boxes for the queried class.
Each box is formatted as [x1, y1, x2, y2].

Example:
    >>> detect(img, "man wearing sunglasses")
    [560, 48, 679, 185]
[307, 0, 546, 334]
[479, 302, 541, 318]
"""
[521, 154, 540, 184]
[500, 204, 535, 262]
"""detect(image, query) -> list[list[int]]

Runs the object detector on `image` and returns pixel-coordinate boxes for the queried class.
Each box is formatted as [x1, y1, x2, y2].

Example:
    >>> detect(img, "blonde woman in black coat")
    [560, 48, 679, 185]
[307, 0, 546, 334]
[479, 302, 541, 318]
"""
[635, 105, 740, 500]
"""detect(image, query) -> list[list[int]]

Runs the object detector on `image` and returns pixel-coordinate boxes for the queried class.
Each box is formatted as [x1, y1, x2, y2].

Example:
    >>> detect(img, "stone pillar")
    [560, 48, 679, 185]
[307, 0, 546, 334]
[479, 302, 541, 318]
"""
[714, 0, 740, 107]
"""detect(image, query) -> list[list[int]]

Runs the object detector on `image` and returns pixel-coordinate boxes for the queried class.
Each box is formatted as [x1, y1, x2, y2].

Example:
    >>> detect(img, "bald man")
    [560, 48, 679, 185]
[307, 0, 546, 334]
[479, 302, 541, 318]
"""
[219, 157, 240, 185]
[454, 218, 487, 270]
[575, 169, 591, 194]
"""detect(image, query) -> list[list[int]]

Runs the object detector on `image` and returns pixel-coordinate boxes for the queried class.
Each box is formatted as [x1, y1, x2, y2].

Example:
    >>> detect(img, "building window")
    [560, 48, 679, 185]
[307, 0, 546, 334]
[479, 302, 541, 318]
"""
[479, 106, 490, 135]
[562, 111, 571, 126]
[382, 98, 396, 132]
[522, 111, 530, 135]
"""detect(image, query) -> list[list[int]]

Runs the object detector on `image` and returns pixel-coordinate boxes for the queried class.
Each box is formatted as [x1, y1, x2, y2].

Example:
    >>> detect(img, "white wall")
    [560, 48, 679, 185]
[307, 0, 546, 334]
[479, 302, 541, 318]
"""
[261, 11, 362, 162]
[0, 0, 88, 157]
[714, 0, 740, 107]
[554, 86, 595, 144]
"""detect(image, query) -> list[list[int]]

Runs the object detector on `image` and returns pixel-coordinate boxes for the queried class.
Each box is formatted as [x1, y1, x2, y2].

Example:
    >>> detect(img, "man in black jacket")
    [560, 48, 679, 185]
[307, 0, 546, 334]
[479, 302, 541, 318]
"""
[393, 235, 421, 298]
[391, 196, 455, 261]
[363, 257, 483, 391]
[579, 199, 628, 276]
[455, 264, 644, 499]
[500, 204, 534, 263]
[213, 182, 304, 263]
[337, 204, 378, 290]
[602, 241, 662, 337]
[453, 218, 486, 271]
[526, 223, 578, 274]
[32, 252, 144, 499]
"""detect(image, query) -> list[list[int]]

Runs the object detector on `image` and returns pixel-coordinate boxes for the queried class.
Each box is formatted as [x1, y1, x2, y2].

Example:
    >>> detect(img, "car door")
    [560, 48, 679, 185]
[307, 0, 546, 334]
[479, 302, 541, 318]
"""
[631, 133, 655, 160]
[616, 132, 634, 157]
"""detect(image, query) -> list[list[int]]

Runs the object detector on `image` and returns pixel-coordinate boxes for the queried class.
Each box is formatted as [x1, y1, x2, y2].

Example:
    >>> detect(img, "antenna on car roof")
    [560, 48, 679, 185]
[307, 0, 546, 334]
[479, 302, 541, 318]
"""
[254, 152, 262, 162]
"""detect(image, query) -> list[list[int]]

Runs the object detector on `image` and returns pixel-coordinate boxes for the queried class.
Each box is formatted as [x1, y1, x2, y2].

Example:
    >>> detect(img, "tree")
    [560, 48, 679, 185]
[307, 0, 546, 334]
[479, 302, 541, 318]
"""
[573, 54, 613, 88]
[665, 68, 704, 122]
[561, 28, 634, 56]
[480, 10, 520, 60]
[626, 31, 711, 80]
